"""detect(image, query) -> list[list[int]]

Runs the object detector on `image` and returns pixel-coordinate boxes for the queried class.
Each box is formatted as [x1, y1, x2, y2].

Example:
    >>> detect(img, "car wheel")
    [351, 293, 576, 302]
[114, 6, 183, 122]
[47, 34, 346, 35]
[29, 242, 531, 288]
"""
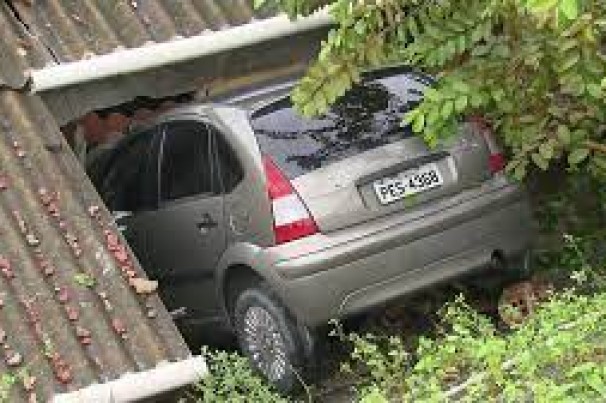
[232, 283, 310, 393]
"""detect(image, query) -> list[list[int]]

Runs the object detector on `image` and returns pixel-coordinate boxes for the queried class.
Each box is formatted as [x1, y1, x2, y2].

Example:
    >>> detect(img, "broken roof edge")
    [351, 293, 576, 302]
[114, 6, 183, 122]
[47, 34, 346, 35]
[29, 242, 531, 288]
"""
[51, 355, 208, 403]
[30, 10, 332, 94]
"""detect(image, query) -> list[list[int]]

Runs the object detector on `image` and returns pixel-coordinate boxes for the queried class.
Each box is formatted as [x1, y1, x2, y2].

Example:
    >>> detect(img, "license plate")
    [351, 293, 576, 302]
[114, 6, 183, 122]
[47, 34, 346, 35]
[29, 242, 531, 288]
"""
[373, 163, 443, 205]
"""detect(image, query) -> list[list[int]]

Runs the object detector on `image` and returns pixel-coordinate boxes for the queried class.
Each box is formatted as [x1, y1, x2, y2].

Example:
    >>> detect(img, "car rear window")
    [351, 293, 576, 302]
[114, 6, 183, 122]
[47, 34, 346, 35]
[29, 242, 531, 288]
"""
[250, 73, 427, 179]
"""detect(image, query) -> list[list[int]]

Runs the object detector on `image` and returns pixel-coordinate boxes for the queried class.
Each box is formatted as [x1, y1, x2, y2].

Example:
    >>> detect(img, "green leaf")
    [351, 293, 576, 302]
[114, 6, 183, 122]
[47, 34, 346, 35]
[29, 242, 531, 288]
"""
[592, 156, 606, 172]
[587, 83, 602, 99]
[491, 88, 506, 103]
[253, 0, 266, 9]
[571, 128, 588, 143]
[471, 44, 491, 57]
[426, 107, 440, 125]
[513, 163, 527, 180]
[561, 73, 585, 95]
[445, 40, 457, 58]
[355, 20, 366, 35]
[586, 372, 606, 395]
[423, 88, 441, 102]
[568, 148, 590, 165]
[561, 38, 578, 52]
[301, 102, 318, 117]
[470, 93, 484, 108]
[557, 125, 571, 145]
[455, 95, 468, 113]
[493, 44, 510, 58]
[471, 24, 485, 43]
[441, 101, 454, 119]
[558, 53, 580, 73]
[532, 152, 549, 170]
[74, 273, 96, 288]
[412, 113, 426, 133]
[457, 35, 467, 53]
[404, 109, 419, 125]
[360, 388, 389, 403]
[539, 141, 554, 160]
[527, 0, 558, 12]
[559, 0, 579, 20]
[452, 80, 471, 94]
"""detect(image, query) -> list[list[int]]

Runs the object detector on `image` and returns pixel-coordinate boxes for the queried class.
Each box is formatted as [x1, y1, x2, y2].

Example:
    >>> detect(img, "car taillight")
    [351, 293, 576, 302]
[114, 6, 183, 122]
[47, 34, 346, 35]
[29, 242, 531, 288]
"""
[469, 115, 506, 174]
[262, 156, 319, 244]
[488, 153, 506, 174]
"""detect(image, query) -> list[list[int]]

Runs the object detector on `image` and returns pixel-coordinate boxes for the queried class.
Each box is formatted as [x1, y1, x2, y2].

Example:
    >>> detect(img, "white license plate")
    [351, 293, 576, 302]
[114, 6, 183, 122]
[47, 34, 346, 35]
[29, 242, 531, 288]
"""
[373, 163, 443, 205]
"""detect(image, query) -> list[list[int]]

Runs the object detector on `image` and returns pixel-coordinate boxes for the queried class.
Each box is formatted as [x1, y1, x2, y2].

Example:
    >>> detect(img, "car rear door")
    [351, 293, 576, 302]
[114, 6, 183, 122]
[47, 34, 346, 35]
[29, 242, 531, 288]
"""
[141, 118, 227, 323]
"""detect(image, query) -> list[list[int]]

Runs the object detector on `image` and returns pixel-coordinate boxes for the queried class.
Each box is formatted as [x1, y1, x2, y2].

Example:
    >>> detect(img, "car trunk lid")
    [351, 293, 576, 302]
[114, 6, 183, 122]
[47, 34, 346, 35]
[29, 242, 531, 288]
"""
[292, 126, 490, 232]
[250, 69, 495, 233]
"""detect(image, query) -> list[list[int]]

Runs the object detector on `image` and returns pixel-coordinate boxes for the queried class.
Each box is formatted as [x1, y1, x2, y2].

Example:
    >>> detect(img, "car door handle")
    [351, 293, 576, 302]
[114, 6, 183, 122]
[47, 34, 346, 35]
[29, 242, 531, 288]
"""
[196, 213, 217, 230]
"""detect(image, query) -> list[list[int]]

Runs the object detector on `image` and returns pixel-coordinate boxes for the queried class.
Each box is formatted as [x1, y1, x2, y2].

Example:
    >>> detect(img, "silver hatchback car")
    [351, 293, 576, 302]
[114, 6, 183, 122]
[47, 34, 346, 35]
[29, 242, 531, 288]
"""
[87, 67, 532, 391]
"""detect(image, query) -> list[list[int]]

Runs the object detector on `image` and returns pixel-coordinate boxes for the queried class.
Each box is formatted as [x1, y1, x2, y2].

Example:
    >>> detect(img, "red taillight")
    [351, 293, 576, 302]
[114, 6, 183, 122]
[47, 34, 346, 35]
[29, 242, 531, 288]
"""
[262, 156, 319, 244]
[469, 115, 506, 174]
[488, 153, 506, 174]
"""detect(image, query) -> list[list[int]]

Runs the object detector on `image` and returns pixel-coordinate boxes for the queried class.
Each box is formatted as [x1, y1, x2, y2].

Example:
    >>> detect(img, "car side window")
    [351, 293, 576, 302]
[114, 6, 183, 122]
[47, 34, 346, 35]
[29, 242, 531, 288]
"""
[159, 120, 214, 202]
[213, 128, 244, 193]
[100, 127, 158, 212]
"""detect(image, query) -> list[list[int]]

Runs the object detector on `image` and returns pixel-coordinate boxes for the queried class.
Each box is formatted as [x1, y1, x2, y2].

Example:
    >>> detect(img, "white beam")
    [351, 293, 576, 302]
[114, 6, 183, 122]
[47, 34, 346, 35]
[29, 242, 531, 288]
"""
[52, 355, 208, 403]
[30, 11, 332, 93]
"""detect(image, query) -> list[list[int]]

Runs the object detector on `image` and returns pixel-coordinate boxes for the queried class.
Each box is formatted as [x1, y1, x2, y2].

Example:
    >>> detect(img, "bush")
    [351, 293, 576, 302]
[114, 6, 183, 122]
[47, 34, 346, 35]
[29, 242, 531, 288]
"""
[193, 347, 287, 403]
[343, 290, 606, 402]
[532, 171, 606, 288]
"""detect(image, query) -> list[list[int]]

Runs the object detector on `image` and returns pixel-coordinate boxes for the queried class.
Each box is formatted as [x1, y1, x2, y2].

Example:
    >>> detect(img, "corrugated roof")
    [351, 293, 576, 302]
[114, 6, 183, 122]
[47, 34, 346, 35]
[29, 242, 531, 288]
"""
[2, 0, 275, 71]
[0, 0, 326, 122]
[0, 1, 326, 401]
[0, 1, 53, 89]
[0, 88, 190, 402]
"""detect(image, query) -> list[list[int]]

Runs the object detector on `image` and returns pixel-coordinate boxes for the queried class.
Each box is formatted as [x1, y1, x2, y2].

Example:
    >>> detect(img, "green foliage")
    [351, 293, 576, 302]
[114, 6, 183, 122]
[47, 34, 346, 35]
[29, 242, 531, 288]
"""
[336, 174, 606, 401]
[0, 367, 34, 403]
[73, 273, 96, 288]
[255, 0, 331, 17]
[532, 172, 606, 288]
[192, 347, 287, 403]
[261, 0, 606, 180]
[342, 291, 606, 402]
[337, 329, 410, 400]
[0, 373, 16, 402]
[333, 173, 606, 402]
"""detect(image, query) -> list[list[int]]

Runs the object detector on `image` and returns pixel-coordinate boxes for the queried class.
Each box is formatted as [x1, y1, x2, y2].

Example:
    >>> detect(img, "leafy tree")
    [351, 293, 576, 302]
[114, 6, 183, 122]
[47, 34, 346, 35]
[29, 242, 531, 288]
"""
[257, 0, 606, 179]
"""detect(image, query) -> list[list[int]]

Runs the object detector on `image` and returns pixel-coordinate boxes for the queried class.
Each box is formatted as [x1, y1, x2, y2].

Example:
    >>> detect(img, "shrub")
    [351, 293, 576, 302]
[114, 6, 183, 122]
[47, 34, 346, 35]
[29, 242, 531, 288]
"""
[192, 347, 287, 403]
[342, 289, 606, 402]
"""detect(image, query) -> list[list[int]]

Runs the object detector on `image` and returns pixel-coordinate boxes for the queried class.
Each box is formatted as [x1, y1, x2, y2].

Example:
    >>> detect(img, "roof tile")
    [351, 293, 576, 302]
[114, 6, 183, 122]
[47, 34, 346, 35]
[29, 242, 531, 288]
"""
[0, 2, 53, 89]
[8, 0, 273, 64]
[0, 88, 190, 402]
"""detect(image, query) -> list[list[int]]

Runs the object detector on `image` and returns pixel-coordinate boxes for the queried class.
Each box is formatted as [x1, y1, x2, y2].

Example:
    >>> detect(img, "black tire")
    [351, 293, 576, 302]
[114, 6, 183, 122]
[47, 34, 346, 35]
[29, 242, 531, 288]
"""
[232, 282, 313, 394]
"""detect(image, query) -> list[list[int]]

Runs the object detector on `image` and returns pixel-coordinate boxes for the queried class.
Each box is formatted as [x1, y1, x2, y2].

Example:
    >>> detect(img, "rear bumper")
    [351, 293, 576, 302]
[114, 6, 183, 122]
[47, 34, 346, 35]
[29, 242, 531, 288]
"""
[260, 181, 533, 327]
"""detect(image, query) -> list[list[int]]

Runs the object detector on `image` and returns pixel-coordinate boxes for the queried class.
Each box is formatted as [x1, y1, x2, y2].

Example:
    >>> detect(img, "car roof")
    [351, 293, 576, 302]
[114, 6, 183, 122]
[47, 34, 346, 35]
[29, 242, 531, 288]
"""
[120, 64, 431, 135]
[86, 64, 432, 177]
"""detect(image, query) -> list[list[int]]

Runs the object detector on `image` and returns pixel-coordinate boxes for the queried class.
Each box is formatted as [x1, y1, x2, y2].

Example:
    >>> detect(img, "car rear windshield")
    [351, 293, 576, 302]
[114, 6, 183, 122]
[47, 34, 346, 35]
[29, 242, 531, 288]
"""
[250, 73, 427, 179]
